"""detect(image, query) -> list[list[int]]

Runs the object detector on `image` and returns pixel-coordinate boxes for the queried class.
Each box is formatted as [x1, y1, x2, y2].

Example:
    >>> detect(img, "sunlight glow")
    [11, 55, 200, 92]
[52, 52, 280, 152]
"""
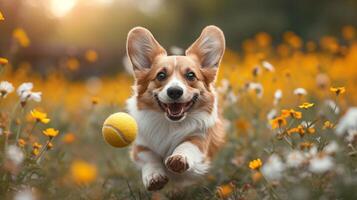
[50, 0, 78, 18]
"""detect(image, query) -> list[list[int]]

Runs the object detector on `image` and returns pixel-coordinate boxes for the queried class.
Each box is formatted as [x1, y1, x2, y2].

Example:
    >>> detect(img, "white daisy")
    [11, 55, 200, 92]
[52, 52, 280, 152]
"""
[323, 141, 339, 154]
[273, 89, 282, 105]
[261, 154, 285, 180]
[0, 81, 14, 98]
[14, 189, 35, 200]
[247, 82, 264, 98]
[6, 145, 24, 165]
[261, 61, 275, 72]
[267, 109, 277, 121]
[336, 107, 357, 136]
[20, 91, 42, 103]
[17, 82, 33, 96]
[309, 153, 334, 174]
[324, 99, 339, 114]
[294, 88, 307, 96]
[286, 150, 305, 168]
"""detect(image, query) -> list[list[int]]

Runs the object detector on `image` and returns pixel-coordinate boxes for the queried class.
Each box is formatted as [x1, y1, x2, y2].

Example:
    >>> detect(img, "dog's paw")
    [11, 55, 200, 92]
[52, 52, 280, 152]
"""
[165, 154, 189, 174]
[143, 173, 169, 191]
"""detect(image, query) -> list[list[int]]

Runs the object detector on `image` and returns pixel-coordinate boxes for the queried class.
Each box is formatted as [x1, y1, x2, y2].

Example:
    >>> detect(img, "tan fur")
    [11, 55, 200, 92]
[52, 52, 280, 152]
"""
[127, 25, 226, 189]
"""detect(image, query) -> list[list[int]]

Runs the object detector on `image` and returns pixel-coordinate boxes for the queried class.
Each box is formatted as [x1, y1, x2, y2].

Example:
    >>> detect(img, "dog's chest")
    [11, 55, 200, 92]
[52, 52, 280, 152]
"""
[126, 96, 215, 157]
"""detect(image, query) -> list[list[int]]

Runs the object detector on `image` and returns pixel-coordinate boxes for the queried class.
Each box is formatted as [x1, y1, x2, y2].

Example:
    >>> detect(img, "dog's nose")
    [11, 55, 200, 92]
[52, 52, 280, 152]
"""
[167, 86, 183, 100]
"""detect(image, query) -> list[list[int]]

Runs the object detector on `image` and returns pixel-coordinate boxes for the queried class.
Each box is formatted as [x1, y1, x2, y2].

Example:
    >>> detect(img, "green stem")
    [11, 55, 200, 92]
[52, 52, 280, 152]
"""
[260, 171, 282, 200]
[36, 138, 52, 164]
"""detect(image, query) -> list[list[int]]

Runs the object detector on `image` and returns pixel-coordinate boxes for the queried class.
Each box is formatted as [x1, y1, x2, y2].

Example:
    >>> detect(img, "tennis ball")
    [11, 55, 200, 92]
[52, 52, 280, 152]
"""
[102, 112, 138, 148]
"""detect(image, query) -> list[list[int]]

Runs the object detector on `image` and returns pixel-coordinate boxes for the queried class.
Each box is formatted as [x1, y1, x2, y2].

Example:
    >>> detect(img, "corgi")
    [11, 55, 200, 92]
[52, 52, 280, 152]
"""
[126, 25, 226, 191]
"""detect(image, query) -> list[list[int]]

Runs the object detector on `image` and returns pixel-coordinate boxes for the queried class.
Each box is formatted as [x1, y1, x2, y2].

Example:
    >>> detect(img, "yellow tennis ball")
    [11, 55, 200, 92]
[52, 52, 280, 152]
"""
[102, 112, 137, 148]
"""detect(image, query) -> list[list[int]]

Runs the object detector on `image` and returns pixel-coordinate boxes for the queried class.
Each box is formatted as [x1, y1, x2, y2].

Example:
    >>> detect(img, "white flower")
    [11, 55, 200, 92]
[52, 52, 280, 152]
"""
[0, 81, 14, 98]
[17, 82, 33, 96]
[346, 130, 357, 143]
[170, 46, 184, 55]
[309, 154, 334, 174]
[20, 91, 42, 103]
[336, 107, 357, 136]
[261, 61, 275, 72]
[273, 89, 282, 105]
[261, 154, 285, 180]
[6, 145, 24, 165]
[14, 189, 35, 200]
[247, 82, 264, 98]
[323, 141, 339, 154]
[294, 88, 307, 96]
[267, 109, 277, 120]
[286, 150, 305, 168]
[227, 91, 238, 104]
[217, 79, 230, 94]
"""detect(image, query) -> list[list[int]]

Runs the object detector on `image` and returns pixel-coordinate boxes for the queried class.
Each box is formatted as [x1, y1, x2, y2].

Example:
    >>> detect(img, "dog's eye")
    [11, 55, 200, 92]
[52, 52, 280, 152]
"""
[185, 72, 196, 81]
[156, 72, 167, 81]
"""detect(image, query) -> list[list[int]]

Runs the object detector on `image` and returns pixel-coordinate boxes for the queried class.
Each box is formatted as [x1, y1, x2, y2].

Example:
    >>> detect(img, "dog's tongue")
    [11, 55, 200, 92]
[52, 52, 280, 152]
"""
[167, 103, 184, 116]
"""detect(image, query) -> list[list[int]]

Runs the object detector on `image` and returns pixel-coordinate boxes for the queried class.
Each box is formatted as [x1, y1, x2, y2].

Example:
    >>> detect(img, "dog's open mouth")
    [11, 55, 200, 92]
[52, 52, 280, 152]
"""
[155, 95, 198, 121]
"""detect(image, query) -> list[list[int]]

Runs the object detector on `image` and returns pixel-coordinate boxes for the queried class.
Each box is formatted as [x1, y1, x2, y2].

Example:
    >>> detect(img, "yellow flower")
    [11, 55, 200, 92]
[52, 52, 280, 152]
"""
[85, 50, 98, 63]
[18, 139, 26, 147]
[70, 160, 97, 184]
[13, 28, 30, 47]
[33, 142, 42, 149]
[32, 148, 40, 156]
[270, 116, 287, 129]
[216, 183, 234, 199]
[43, 128, 59, 138]
[282, 109, 302, 119]
[31, 109, 50, 124]
[249, 158, 263, 170]
[0, 11, 4, 20]
[330, 87, 346, 96]
[63, 133, 76, 144]
[0, 57, 8, 65]
[323, 121, 334, 129]
[299, 102, 314, 109]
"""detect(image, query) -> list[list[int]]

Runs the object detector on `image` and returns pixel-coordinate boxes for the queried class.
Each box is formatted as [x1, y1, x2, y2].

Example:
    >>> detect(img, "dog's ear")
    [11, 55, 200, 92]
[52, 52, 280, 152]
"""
[126, 27, 167, 72]
[186, 26, 225, 69]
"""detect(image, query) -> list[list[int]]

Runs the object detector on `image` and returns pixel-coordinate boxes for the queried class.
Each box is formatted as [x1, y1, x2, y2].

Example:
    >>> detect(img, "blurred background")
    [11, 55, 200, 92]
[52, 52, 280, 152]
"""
[1, 1, 357, 199]
[1, 0, 357, 78]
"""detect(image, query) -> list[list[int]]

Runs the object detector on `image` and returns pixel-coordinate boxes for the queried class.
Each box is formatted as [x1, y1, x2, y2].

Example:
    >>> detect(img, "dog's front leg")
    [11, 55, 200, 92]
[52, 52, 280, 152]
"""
[132, 145, 168, 191]
[165, 137, 210, 175]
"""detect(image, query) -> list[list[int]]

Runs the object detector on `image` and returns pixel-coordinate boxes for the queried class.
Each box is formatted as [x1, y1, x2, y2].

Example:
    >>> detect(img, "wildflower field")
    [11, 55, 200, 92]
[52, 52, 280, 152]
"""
[1, 8, 357, 200]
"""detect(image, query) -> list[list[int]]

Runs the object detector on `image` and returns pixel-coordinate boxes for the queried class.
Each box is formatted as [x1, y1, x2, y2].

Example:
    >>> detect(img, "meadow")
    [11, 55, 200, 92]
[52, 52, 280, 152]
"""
[1, 15, 357, 199]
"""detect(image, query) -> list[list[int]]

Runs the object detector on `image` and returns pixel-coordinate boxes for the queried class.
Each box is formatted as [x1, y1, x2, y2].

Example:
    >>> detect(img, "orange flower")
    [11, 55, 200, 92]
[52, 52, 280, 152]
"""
[282, 109, 302, 119]
[300, 142, 314, 150]
[70, 160, 97, 184]
[287, 125, 305, 137]
[0, 57, 8, 65]
[85, 50, 98, 63]
[63, 133, 76, 144]
[18, 139, 26, 147]
[0, 11, 4, 21]
[217, 183, 234, 199]
[270, 116, 287, 129]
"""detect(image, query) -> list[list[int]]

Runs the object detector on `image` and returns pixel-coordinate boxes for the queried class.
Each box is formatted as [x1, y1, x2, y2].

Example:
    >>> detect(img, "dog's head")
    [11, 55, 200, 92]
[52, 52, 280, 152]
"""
[126, 26, 225, 122]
